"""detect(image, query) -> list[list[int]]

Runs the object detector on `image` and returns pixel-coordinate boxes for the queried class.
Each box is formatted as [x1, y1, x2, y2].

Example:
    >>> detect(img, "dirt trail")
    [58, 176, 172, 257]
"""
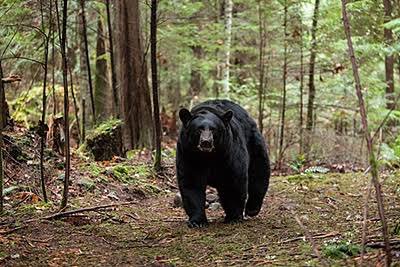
[1, 172, 399, 266]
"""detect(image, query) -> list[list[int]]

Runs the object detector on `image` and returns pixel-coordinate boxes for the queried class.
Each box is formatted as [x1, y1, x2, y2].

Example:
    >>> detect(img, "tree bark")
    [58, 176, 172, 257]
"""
[151, 0, 162, 172]
[0, 61, 4, 213]
[299, 20, 304, 154]
[383, 0, 395, 110]
[68, 64, 81, 144]
[341, 1, 392, 265]
[305, 0, 320, 153]
[278, 1, 288, 168]
[60, 0, 70, 209]
[222, 0, 233, 93]
[115, 0, 153, 150]
[39, 0, 50, 202]
[94, 15, 109, 121]
[257, 1, 267, 134]
[79, 0, 96, 125]
[190, 46, 203, 97]
[105, 0, 119, 117]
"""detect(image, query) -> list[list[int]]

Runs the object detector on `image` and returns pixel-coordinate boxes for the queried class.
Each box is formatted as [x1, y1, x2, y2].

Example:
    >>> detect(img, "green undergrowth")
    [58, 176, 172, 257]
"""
[323, 239, 362, 259]
[86, 118, 122, 141]
[82, 161, 162, 195]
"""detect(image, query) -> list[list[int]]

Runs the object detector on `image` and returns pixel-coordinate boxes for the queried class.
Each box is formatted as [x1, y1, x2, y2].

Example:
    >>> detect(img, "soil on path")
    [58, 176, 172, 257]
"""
[1, 171, 400, 266]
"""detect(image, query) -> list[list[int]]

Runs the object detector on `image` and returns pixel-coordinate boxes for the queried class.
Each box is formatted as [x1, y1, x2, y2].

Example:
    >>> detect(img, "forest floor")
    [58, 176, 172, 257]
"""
[1, 127, 400, 266]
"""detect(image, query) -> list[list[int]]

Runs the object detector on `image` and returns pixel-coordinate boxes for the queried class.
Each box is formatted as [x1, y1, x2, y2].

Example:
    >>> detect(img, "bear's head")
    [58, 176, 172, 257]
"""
[179, 108, 233, 153]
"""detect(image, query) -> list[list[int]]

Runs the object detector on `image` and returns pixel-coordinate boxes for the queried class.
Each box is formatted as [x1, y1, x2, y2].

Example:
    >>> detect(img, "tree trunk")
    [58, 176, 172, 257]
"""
[39, 0, 50, 202]
[257, 1, 267, 134]
[305, 0, 320, 153]
[383, 0, 395, 110]
[190, 46, 203, 97]
[105, 0, 119, 117]
[151, 0, 162, 172]
[115, 0, 153, 150]
[52, 8, 57, 116]
[278, 1, 288, 168]
[0, 61, 4, 213]
[341, 1, 392, 265]
[79, 0, 96, 124]
[60, 0, 71, 209]
[299, 19, 304, 154]
[222, 0, 233, 93]
[94, 15, 110, 121]
[78, 3, 89, 132]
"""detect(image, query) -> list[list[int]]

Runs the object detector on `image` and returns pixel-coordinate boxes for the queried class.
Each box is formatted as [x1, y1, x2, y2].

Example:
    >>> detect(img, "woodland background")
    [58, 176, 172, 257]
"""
[0, 0, 400, 266]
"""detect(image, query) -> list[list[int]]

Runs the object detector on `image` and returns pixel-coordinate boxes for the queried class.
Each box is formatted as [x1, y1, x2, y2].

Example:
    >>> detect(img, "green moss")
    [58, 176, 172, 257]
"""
[86, 118, 122, 141]
[286, 173, 324, 183]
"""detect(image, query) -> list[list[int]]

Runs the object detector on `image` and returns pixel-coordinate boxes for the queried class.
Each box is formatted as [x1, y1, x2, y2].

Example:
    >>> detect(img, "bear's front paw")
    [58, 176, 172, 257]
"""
[187, 220, 208, 228]
[224, 215, 244, 224]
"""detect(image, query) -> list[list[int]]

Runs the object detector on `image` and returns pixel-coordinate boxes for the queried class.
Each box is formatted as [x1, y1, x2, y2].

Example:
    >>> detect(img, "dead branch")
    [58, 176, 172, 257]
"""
[2, 75, 21, 83]
[341, 0, 392, 265]
[280, 231, 340, 244]
[366, 239, 400, 249]
[292, 211, 328, 266]
[25, 201, 138, 223]
[360, 180, 373, 265]
[0, 226, 26, 235]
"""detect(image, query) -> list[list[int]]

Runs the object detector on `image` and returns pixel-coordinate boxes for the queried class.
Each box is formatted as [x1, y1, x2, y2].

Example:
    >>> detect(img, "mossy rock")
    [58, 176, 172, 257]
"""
[85, 119, 123, 161]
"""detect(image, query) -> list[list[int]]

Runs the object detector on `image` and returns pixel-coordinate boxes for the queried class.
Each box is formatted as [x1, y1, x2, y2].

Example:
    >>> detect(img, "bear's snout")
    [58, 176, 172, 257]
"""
[198, 129, 214, 152]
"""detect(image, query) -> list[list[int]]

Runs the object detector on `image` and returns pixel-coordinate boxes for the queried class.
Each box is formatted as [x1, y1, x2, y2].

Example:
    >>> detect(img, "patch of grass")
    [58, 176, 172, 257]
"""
[109, 164, 150, 182]
[107, 163, 161, 194]
[162, 147, 176, 158]
[86, 163, 105, 177]
[322, 239, 361, 259]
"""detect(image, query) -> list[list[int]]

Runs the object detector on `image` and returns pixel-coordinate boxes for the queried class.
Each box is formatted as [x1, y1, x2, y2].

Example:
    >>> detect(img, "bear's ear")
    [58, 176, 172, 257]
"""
[222, 110, 233, 125]
[179, 108, 192, 126]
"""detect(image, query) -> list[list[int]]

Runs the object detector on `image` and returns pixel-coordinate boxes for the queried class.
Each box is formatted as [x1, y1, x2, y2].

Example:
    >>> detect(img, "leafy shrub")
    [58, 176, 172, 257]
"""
[323, 240, 361, 259]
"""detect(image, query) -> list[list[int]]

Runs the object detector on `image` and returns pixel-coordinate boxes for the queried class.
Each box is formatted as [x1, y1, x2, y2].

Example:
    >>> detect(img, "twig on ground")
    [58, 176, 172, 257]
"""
[292, 211, 328, 266]
[0, 225, 26, 235]
[360, 180, 373, 266]
[366, 239, 400, 249]
[24, 201, 138, 223]
[280, 231, 340, 244]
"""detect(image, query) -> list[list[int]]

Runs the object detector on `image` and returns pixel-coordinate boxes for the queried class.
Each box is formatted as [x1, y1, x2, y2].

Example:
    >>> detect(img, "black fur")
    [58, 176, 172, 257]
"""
[176, 99, 270, 227]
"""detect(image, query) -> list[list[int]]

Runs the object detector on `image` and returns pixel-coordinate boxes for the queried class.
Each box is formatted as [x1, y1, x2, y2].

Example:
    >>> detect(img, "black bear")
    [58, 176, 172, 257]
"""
[176, 99, 270, 228]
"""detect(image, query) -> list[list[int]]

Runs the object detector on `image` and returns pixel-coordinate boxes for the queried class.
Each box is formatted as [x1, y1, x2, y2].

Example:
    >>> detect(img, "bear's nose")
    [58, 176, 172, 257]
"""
[200, 140, 213, 149]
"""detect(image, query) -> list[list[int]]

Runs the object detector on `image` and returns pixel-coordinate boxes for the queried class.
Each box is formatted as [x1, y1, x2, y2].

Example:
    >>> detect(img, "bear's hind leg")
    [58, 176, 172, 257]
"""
[245, 134, 270, 217]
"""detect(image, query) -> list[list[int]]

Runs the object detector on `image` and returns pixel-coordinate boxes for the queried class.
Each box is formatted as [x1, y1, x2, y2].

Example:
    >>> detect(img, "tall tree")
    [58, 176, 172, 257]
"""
[257, 0, 267, 134]
[305, 0, 320, 152]
[278, 0, 288, 167]
[190, 46, 203, 97]
[105, 0, 119, 117]
[115, 0, 153, 150]
[79, 0, 96, 124]
[222, 0, 233, 93]
[341, 1, 392, 265]
[151, 0, 162, 172]
[383, 0, 395, 110]
[59, 0, 70, 209]
[299, 17, 304, 154]
[39, 0, 51, 202]
[0, 61, 4, 213]
[94, 14, 109, 121]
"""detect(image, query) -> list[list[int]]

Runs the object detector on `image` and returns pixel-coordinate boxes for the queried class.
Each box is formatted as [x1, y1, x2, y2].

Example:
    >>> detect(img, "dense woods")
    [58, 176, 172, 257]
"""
[0, 0, 400, 265]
